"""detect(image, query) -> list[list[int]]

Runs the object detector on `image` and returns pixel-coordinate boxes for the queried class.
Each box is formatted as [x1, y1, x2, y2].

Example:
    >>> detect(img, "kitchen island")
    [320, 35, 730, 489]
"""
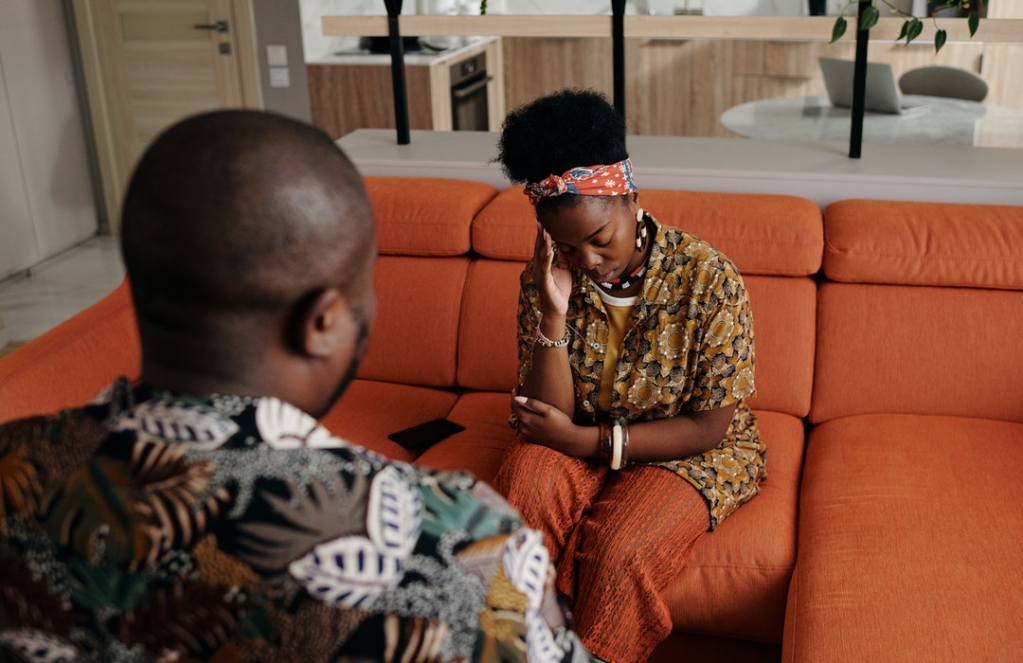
[337, 127, 1023, 207]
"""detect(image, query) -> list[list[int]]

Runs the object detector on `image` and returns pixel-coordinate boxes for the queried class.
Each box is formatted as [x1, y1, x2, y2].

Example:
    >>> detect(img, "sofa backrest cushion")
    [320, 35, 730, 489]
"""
[0, 280, 140, 424]
[357, 256, 470, 388]
[456, 266, 817, 418]
[811, 282, 1023, 424]
[744, 276, 817, 417]
[364, 176, 498, 257]
[813, 200, 1023, 424]
[466, 187, 822, 416]
[824, 199, 1023, 289]
[457, 259, 523, 392]
[472, 186, 824, 277]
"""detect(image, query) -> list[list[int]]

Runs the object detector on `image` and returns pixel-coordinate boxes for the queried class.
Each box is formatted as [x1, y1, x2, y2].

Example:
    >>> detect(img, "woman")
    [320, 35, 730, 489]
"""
[492, 88, 766, 662]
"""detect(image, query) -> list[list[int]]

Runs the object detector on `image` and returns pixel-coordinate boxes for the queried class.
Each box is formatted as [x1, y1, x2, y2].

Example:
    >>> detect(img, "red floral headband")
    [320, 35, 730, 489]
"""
[524, 158, 637, 206]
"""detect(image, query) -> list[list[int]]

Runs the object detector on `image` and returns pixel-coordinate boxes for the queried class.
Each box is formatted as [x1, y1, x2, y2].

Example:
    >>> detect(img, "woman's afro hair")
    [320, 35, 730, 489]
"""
[496, 88, 628, 185]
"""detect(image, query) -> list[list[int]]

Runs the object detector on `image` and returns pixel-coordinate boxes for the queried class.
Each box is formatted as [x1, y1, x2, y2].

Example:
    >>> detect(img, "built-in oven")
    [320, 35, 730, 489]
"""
[450, 52, 490, 131]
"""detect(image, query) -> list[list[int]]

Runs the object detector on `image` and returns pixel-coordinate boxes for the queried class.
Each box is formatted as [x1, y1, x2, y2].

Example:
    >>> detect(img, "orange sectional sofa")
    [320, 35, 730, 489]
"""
[2, 177, 1021, 662]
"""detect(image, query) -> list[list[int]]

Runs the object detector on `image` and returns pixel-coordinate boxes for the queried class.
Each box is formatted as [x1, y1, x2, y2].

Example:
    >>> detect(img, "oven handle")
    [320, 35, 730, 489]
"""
[452, 75, 493, 100]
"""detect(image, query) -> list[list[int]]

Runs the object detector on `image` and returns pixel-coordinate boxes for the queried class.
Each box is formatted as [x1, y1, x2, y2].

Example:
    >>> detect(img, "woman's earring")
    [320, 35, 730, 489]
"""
[635, 208, 648, 250]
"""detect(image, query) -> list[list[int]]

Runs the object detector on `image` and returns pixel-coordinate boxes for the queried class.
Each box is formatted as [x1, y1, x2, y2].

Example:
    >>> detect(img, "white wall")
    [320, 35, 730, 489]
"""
[0, 0, 96, 279]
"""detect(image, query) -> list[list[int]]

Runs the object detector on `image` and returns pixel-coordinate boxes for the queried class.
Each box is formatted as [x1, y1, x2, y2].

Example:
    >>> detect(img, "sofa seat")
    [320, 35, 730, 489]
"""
[319, 379, 461, 463]
[785, 413, 1023, 662]
[666, 409, 804, 644]
[415, 391, 517, 480]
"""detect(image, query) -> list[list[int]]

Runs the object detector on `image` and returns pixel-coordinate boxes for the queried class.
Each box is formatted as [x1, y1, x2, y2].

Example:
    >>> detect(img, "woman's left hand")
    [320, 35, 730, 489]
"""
[511, 393, 594, 457]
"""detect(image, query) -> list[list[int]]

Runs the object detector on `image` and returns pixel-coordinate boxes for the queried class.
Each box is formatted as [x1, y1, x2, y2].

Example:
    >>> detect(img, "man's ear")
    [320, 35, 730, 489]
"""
[287, 287, 351, 358]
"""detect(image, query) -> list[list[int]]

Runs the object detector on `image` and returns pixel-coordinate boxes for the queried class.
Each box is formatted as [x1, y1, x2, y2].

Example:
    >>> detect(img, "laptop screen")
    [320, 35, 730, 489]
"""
[819, 57, 902, 114]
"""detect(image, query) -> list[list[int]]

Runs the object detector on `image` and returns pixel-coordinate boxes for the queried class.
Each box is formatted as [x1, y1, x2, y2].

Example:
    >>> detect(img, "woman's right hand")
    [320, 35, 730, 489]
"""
[532, 221, 573, 319]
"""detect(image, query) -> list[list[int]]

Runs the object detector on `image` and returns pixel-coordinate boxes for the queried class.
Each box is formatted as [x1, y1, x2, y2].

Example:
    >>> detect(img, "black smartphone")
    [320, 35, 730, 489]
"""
[387, 418, 465, 450]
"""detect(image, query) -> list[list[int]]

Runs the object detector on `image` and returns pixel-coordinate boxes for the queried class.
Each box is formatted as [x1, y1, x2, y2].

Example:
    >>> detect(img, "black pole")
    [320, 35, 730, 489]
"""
[849, 0, 870, 159]
[611, 0, 626, 118]
[384, 0, 410, 145]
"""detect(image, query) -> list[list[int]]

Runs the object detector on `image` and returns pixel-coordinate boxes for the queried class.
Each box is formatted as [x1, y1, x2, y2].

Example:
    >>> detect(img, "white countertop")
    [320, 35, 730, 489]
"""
[337, 128, 1023, 207]
[307, 36, 497, 66]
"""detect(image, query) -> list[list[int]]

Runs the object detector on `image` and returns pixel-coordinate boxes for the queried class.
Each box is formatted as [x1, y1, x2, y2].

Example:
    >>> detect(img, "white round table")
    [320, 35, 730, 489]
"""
[720, 95, 1023, 148]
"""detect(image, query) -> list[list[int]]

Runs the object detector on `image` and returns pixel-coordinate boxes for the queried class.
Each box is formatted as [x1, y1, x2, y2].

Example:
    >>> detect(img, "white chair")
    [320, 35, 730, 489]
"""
[898, 66, 989, 102]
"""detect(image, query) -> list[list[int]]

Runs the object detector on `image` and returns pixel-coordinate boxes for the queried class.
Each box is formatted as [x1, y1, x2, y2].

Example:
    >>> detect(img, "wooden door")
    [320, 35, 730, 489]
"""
[71, 0, 262, 233]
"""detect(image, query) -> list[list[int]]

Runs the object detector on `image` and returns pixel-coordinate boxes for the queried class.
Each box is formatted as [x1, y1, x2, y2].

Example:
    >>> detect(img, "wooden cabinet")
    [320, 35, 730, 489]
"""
[502, 36, 1001, 139]
[308, 38, 504, 140]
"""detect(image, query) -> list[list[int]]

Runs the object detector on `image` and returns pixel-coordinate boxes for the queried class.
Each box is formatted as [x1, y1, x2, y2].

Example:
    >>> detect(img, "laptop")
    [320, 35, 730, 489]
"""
[819, 57, 904, 114]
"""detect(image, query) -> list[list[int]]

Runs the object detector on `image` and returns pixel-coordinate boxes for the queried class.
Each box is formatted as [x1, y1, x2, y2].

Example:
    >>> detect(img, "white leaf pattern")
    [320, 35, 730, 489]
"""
[527, 612, 566, 663]
[0, 629, 78, 663]
[503, 528, 549, 612]
[112, 400, 238, 449]
[366, 466, 422, 557]
[255, 397, 340, 449]
[288, 535, 402, 608]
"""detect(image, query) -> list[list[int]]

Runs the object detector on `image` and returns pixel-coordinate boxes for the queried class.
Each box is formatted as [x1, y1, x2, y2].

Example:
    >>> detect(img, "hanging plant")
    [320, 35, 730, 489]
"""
[830, 0, 986, 53]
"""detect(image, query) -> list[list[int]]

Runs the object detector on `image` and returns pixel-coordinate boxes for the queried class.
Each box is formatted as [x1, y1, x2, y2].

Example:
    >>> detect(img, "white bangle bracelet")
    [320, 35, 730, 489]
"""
[610, 422, 623, 471]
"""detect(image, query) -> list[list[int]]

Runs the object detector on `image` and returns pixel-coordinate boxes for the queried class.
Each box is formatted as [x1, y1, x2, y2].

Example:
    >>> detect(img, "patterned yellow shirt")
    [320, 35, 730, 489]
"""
[516, 217, 765, 529]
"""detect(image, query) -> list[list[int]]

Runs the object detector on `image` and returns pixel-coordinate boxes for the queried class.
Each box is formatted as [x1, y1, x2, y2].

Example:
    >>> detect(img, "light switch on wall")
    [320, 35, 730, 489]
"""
[267, 44, 288, 67]
[269, 67, 290, 88]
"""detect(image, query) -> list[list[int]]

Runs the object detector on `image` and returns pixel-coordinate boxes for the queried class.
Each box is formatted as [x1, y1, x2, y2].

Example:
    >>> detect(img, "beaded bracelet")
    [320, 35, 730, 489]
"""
[535, 324, 569, 348]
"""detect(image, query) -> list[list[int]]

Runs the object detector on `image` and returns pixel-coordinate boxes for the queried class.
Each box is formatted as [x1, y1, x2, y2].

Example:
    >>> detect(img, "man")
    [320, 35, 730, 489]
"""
[0, 111, 589, 662]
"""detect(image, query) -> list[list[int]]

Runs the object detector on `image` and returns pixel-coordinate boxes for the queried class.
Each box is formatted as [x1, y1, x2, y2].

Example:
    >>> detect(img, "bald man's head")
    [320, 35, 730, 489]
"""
[122, 110, 374, 336]
[121, 111, 376, 405]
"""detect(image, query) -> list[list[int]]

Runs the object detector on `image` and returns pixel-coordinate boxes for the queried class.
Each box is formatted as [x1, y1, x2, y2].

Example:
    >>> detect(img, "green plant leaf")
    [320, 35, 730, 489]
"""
[860, 6, 880, 31]
[831, 16, 847, 43]
[896, 19, 909, 42]
[905, 18, 923, 44]
[968, 10, 980, 37]
[934, 29, 947, 53]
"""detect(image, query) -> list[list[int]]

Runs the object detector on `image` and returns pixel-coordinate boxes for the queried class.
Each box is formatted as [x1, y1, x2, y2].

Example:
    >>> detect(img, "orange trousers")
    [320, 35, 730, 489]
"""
[493, 438, 709, 663]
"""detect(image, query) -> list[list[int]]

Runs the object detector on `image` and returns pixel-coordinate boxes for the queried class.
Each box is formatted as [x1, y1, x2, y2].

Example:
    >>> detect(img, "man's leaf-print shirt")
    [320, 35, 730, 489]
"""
[0, 378, 591, 662]
[517, 217, 766, 529]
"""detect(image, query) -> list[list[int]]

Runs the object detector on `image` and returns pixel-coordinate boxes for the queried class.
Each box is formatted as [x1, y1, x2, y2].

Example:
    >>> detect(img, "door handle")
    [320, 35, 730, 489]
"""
[452, 76, 492, 100]
[194, 20, 229, 32]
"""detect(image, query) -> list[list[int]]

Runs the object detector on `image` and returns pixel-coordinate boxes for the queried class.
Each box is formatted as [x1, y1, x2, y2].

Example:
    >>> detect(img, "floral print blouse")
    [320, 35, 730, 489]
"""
[0, 378, 591, 663]
[516, 217, 766, 529]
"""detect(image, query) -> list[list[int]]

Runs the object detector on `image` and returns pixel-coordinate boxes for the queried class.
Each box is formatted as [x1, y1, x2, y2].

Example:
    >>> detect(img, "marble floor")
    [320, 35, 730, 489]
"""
[0, 235, 125, 355]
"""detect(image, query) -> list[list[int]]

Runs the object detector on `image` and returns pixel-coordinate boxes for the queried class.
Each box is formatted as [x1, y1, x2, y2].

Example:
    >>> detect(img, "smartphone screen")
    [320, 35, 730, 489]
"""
[387, 418, 465, 450]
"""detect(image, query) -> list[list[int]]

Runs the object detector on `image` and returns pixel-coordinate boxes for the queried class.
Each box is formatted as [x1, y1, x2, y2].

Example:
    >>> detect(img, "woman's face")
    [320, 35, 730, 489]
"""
[538, 193, 641, 285]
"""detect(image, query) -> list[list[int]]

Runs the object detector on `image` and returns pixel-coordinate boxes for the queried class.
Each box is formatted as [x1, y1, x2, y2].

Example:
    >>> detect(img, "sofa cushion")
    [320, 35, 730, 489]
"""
[357, 255, 470, 388]
[666, 409, 803, 644]
[364, 176, 498, 256]
[744, 276, 816, 418]
[319, 378, 461, 463]
[824, 199, 1023, 289]
[418, 400, 803, 645]
[472, 186, 824, 277]
[0, 280, 140, 424]
[414, 391, 518, 481]
[457, 259, 523, 392]
[810, 282, 1023, 425]
[785, 414, 1023, 662]
[455, 264, 817, 419]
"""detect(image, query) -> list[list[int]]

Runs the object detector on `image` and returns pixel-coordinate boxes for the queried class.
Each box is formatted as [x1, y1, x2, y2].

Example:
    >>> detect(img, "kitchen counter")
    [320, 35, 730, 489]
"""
[337, 128, 1023, 207]
[306, 36, 498, 66]
[307, 38, 505, 139]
